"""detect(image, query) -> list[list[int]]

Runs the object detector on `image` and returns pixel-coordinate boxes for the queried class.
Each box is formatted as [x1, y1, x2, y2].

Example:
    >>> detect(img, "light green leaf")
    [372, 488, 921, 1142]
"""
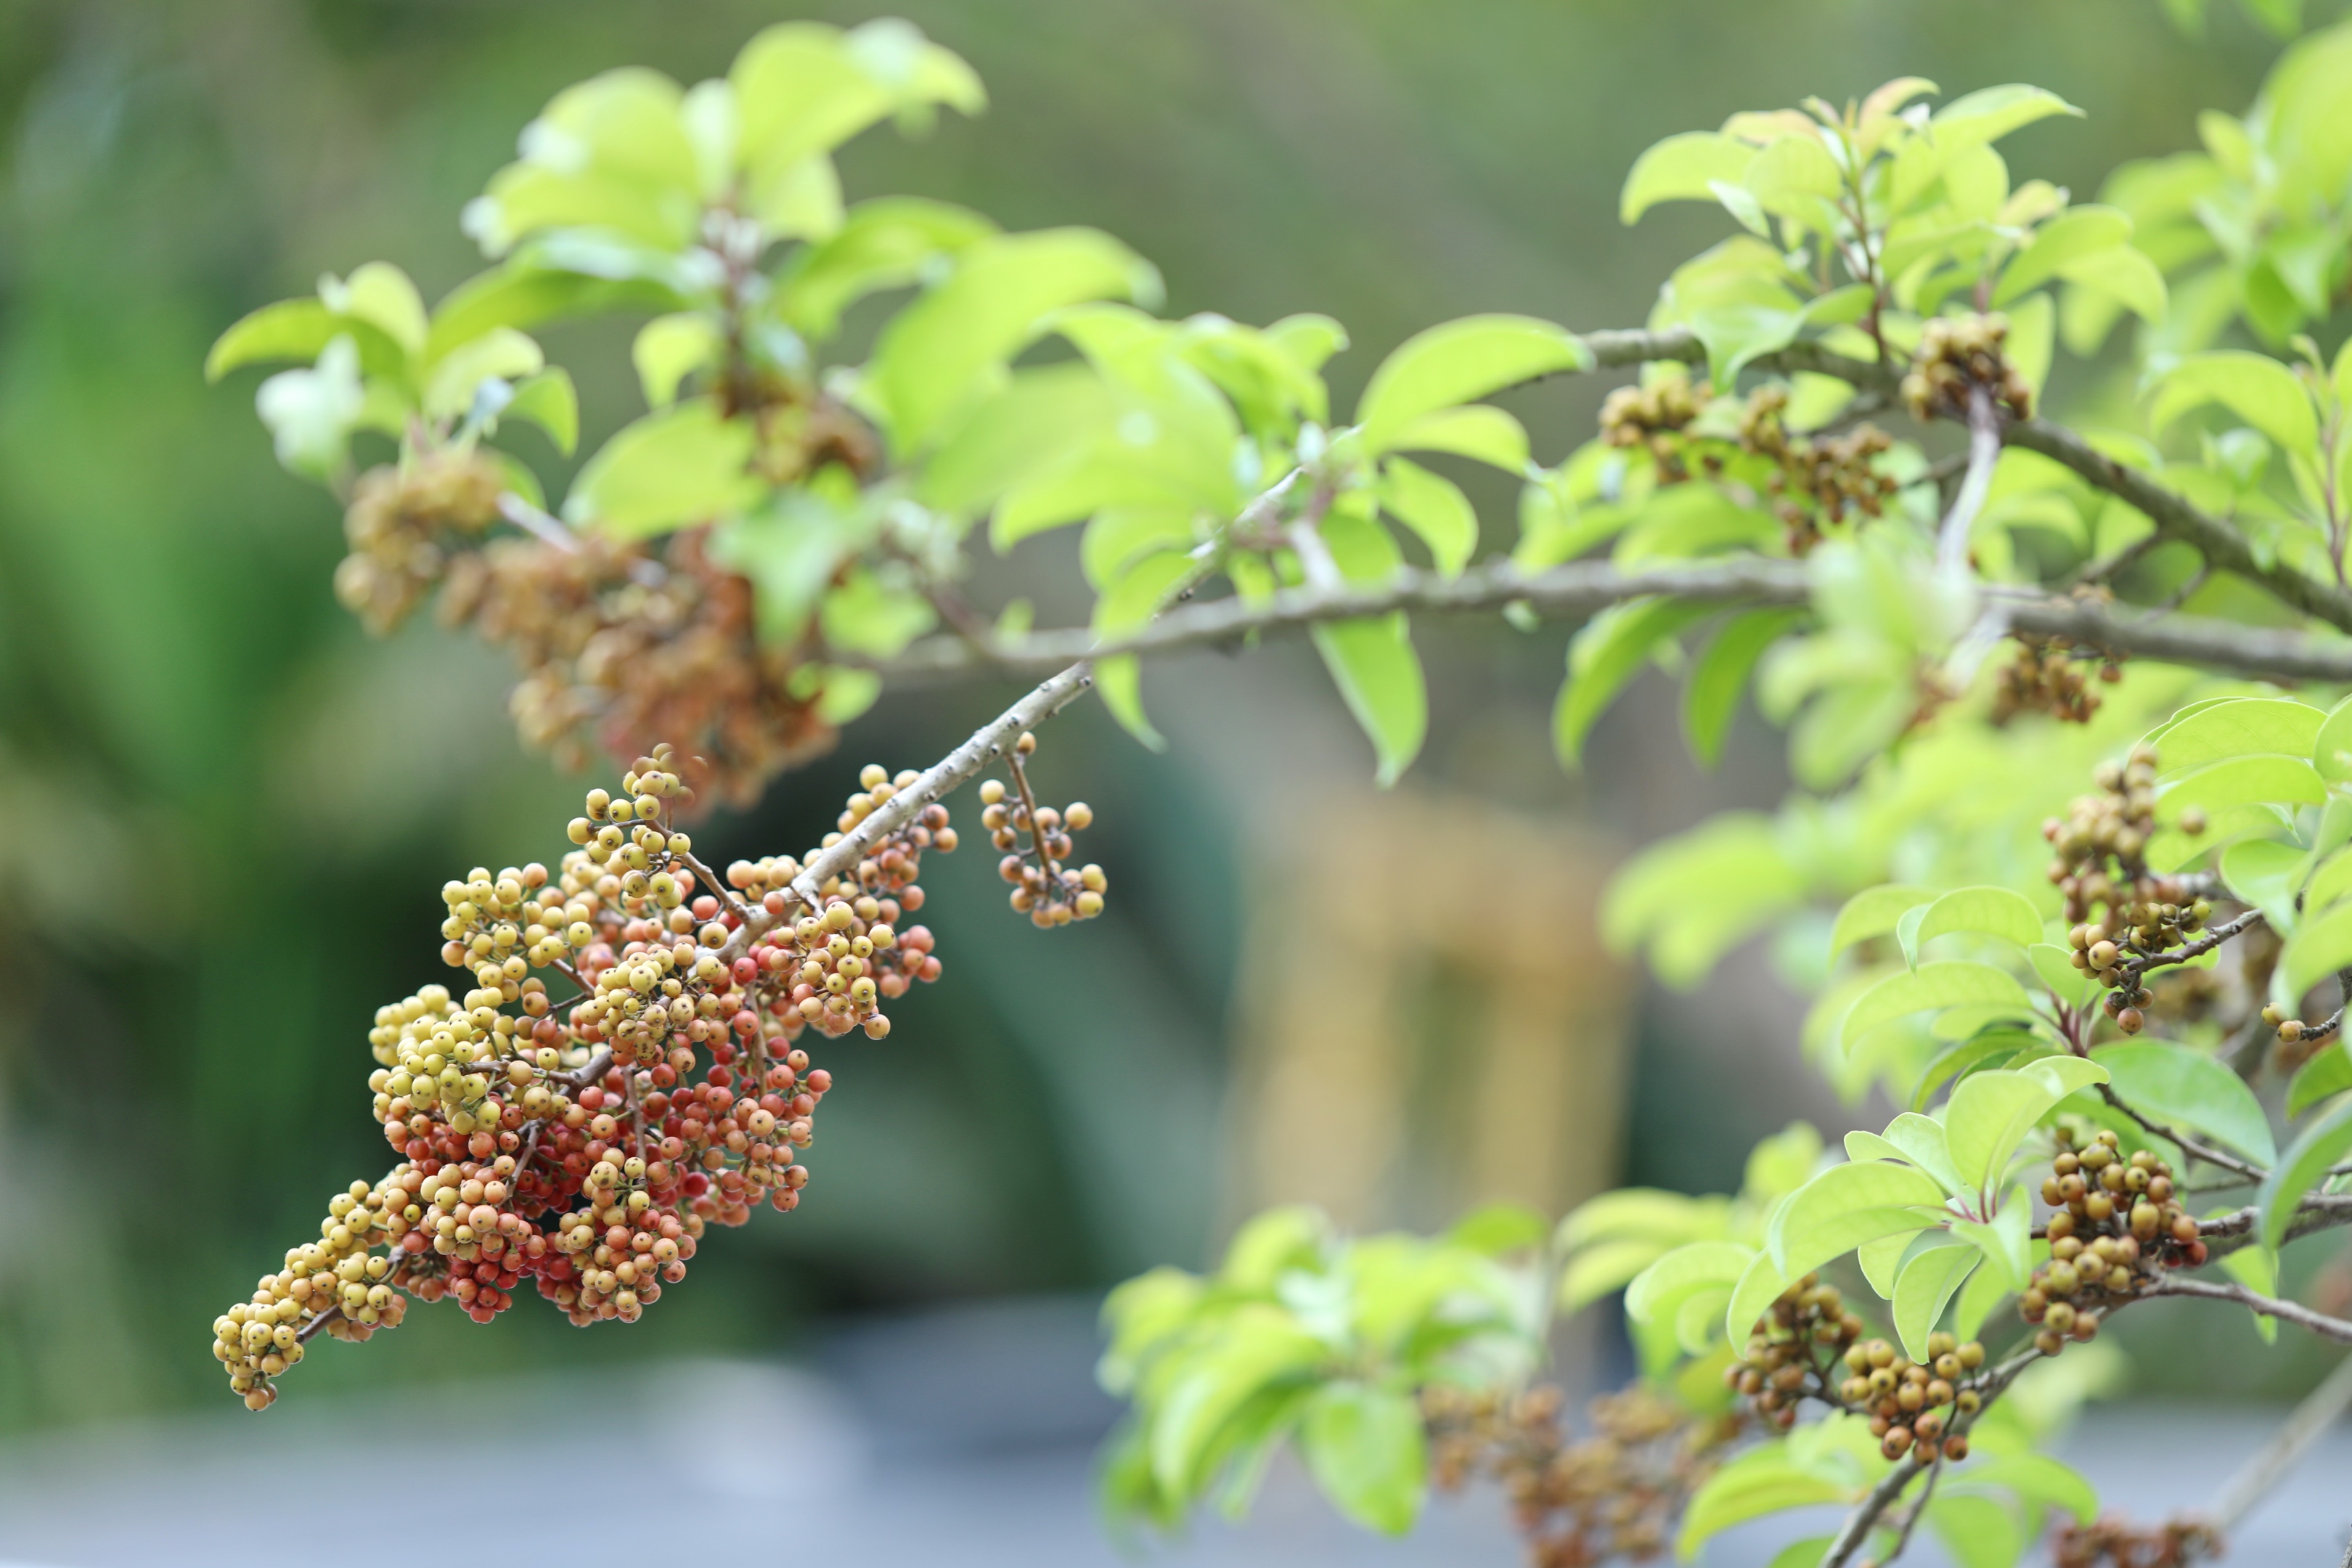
[775, 196, 998, 340]
[1296, 1381, 1426, 1536]
[207, 298, 404, 383]
[1914, 886, 2044, 952]
[1625, 1241, 1756, 1325]
[1678, 1447, 1853, 1559]
[730, 19, 983, 189]
[1559, 1237, 1672, 1312]
[2287, 1040, 2352, 1119]
[2222, 837, 2308, 934]
[1558, 1188, 1734, 1250]
[1945, 1058, 2110, 1196]
[1092, 551, 1196, 748]
[1927, 1493, 2026, 1568]
[2028, 944, 2101, 1010]
[1993, 206, 2132, 306]
[1380, 457, 1479, 576]
[1766, 1536, 1837, 1568]
[1148, 1309, 1329, 1497]
[1683, 607, 1807, 769]
[1554, 599, 1716, 769]
[1953, 1250, 2011, 1340]
[2151, 697, 2326, 774]
[1930, 84, 2083, 150]
[499, 369, 579, 454]
[2316, 693, 2352, 783]
[1387, 404, 1530, 472]
[2160, 755, 2326, 820]
[1893, 1236, 1981, 1361]
[421, 326, 544, 421]
[1770, 1161, 1948, 1278]
[1950, 1191, 2033, 1291]
[1830, 886, 1940, 960]
[561, 398, 760, 538]
[863, 229, 1160, 451]
[1313, 615, 1426, 787]
[1725, 1250, 1792, 1344]
[2255, 1095, 2352, 1255]
[2150, 351, 2319, 457]
[1856, 1112, 1968, 1194]
[2059, 242, 2168, 324]
[1953, 1453, 2099, 1524]
[1841, 962, 2031, 1051]
[1622, 131, 1757, 223]
[2091, 1041, 2277, 1165]
[2220, 1236, 2280, 1343]
[2274, 900, 2352, 1010]
[1355, 314, 1591, 450]
[632, 314, 721, 408]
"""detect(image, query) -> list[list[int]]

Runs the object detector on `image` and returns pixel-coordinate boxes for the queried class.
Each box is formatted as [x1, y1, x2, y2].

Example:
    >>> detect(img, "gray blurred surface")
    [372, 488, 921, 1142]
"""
[0, 1299, 2345, 1566]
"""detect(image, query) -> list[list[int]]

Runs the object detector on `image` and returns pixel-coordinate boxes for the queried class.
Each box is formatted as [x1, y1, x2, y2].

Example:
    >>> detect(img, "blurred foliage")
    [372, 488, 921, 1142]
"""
[0, 0, 2314, 1432]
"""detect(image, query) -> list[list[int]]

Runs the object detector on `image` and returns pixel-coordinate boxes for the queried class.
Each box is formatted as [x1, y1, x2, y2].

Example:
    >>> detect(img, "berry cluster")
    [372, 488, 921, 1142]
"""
[2021, 1128, 2206, 1356]
[333, 452, 506, 634]
[1734, 385, 1899, 554]
[2045, 746, 2213, 1033]
[1423, 1383, 1742, 1568]
[1727, 1274, 1866, 1432]
[984, 732, 1108, 928]
[2051, 1514, 2223, 1567]
[1836, 1332, 1988, 1464]
[216, 745, 957, 1407]
[1599, 372, 1710, 479]
[1901, 313, 2035, 423]
[1993, 635, 2120, 726]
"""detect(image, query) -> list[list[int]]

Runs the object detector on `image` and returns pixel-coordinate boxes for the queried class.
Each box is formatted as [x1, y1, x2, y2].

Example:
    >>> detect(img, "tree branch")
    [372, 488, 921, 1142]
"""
[2147, 1275, 2352, 1344]
[2208, 1349, 2352, 1530]
[1939, 384, 2002, 576]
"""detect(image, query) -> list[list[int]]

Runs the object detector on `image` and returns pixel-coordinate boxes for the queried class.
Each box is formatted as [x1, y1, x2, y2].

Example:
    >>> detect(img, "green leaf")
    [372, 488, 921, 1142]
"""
[2255, 1095, 2352, 1255]
[1092, 551, 1197, 748]
[2149, 698, 2326, 775]
[1927, 1493, 2026, 1568]
[1770, 1161, 1948, 1279]
[1622, 131, 1757, 224]
[1841, 962, 2031, 1052]
[561, 398, 760, 539]
[1993, 206, 2133, 305]
[1148, 1309, 1329, 1498]
[1913, 886, 2044, 952]
[2150, 351, 2319, 457]
[632, 314, 721, 408]
[2221, 837, 2308, 932]
[2316, 694, 2352, 783]
[208, 298, 367, 382]
[1830, 886, 1941, 960]
[2274, 899, 2352, 1010]
[1355, 314, 1591, 450]
[1626, 1241, 1755, 1329]
[862, 229, 1160, 452]
[2059, 242, 2168, 324]
[2287, 1040, 2352, 1119]
[1313, 615, 1426, 787]
[1683, 607, 1806, 768]
[1559, 1237, 1673, 1312]
[421, 325, 544, 421]
[1847, 1114, 1966, 1195]
[1678, 1447, 1853, 1559]
[2159, 755, 2325, 821]
[775, 197, 998, 340]
[1930, 84, 2083, 150]
[2220, 1236, 2280, 1343]
[1554, 599, 1716, 769]
[1379, 457, 1479, 576]
[1387, 404, 1529, 472]
[1766, 1537, 1837, 1568]
[1893, 1235, 1981, 1360]
[1725, 1250, 1792, 1343]
[426, 264, 682, 361]
[731, 20, 984, 189]
[1944, 1058, 2110, 1196]
[1295, 1381, 1426, 1536]
[1953, 1249, 2012, 1340]
[2091, 1041, 2277, 1165]
[2027, 944, 2101, 1010]
[499, 369, 579, 455]
[1951, 1193, 2033, 1292]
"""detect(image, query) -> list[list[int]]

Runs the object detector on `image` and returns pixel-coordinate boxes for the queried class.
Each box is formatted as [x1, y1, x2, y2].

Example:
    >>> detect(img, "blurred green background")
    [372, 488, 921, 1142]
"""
[0, 0, 2315, 1431]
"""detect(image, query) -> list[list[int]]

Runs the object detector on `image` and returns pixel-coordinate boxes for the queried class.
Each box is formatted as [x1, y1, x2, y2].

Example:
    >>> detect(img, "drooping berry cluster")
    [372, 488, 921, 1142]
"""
[1727, 1274, 1866, 1433]
[1901, 312, 2035, 423]
[215, 744, 957, 1408]
[2021, 1127, 2206, 1357]
[2045, 746, 2213, 1034]
[1422, 1383, 1742, 1568]
[1734, 385, 1900, 553]
[1993, 635, 2120, 726]
[1836, 1332, 1988, 1464]
[984, 731, 1108, 928]
[2051, 1514, 2224, 1567]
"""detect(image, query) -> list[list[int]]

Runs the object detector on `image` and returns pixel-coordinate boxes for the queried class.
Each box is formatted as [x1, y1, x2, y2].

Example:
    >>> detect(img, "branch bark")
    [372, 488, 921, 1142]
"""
[2147, 1275, 2352, 1344]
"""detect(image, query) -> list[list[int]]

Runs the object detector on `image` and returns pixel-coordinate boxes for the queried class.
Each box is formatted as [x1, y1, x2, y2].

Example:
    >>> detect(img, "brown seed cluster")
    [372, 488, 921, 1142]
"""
[2044, 745, 2212, 1033]
[1598, 373, 1710, 481]
[1993, 635, 2120, 726]
[985, 732, 1108, 928]
[1727, 1273, 1866, 1433]
[1423, 1383, 1742, 1568]
[2022, 1127, 2205, 1357]
[1736, 385, 1900, 554]
[1834, 1330, 1989, 1464]
[444, 526, 839, 808]
[333, 452, 507, 634]
[216, 744, 955, 1408]
[1902, 312, 2035, 423]
[2051, 1514, 2224, 1567]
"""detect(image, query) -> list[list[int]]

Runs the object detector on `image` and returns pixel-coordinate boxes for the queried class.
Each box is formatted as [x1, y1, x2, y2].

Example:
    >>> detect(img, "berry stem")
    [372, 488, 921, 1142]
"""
[1002, 748, 1061, 890]
[2096, 1084, 2269, 1183]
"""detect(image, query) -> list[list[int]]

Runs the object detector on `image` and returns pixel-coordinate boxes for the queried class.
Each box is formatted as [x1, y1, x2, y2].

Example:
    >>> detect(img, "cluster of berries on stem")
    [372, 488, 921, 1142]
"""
[2050, 1514, 2224, 1567]
[1901, 312, 2035, 424]
[214, 741, 958, 1408]
[2021, 1127, 2205, 1357]
[2045, 746, 2215, 1036]
[1993, 634, 2121, 726]
[985, 731, 1108, 928]
[1726, 1273, 1866, 1433]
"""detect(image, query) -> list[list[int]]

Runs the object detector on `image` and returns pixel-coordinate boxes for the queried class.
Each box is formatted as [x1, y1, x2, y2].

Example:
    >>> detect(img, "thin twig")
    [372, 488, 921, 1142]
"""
[2124, 909, 2266, 981]
[1002, 748, 1061, 891]
[2147, 1276, 2352, 1344]
[1882, 1453, 1944, 1566]
[2099, 1083, 2269, 1182]
[2208, 1351, 2352, 1529]
[496, 493, 582, 553]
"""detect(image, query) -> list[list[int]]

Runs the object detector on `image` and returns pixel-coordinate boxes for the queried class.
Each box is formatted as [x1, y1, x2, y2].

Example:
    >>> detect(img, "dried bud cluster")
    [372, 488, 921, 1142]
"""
[2022, 1128, 2206, 1357]
[1600, 372, 1899, 553]
[985, 732, 1108, 928]
[1728, 1274, 1866, 1433]
[216, 743, 957, 1408]
[2043, 746, 2211, 1034]
[2051, 1514, 2224, 1567]
[334, 452, 506, 634]
[1993, 635, 2120, 726]
[1423, 1383, 1741, 1568]
[1902, 312, 2035, 423]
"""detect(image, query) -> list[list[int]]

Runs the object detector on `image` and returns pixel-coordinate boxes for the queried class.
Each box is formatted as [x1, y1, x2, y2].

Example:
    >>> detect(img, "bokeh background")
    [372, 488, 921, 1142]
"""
[0, 2, 2341, 1559]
